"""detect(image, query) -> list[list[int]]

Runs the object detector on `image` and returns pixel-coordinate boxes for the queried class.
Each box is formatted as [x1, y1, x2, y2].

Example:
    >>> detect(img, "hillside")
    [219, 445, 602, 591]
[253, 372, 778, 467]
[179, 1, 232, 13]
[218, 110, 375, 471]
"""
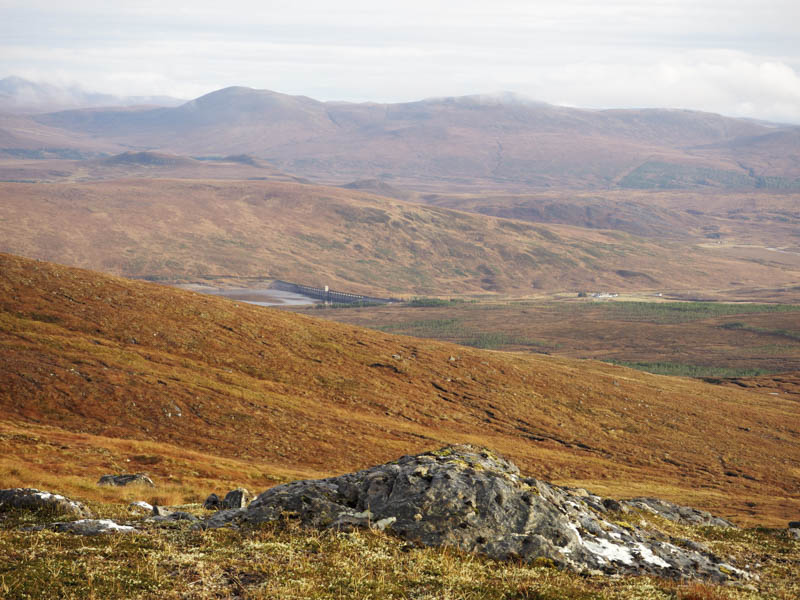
[422, 189, 800, 245]
[2, 179, 800, 297]
[11, 86, 797, 189]
[1, 253, 799, 526]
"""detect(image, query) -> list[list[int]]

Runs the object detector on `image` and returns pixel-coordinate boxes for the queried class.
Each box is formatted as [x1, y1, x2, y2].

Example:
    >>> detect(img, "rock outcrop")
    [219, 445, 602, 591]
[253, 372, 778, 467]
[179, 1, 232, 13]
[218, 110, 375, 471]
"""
[199, 445, 746, 582]
[97, 473, 155, 487]
[222, 488, 251, 509]
[0, 488, 92, 518]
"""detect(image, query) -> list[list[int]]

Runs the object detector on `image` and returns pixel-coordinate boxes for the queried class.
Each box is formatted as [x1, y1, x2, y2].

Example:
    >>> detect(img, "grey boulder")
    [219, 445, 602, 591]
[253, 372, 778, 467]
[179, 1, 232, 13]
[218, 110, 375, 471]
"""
[200, 445, 746, 582]
[0, 488, 92, 518]
[50, 519, 137, 535]
[98, 473, 155, 487]
[222, 488, 251, 509]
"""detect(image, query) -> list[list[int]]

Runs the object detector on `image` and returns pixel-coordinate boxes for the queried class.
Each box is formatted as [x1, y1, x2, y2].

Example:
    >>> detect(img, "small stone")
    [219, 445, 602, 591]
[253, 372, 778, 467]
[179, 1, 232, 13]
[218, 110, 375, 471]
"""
[128, 501, 153, 513]
[152, 505, 173, 517]
[203, 493, 221, 510]
[150, 510, 198, 522]
[601, 498, 623, 512]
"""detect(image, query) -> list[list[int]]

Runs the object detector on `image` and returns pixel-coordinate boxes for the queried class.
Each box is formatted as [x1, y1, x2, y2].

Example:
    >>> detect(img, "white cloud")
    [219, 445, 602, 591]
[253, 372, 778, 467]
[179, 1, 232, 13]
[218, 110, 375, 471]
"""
[1, 1, 800, 122]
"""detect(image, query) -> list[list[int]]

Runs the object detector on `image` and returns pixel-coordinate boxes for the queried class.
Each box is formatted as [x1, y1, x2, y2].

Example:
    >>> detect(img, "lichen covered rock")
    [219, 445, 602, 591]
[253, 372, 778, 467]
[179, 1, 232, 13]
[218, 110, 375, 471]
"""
[200, 445, 746, 582]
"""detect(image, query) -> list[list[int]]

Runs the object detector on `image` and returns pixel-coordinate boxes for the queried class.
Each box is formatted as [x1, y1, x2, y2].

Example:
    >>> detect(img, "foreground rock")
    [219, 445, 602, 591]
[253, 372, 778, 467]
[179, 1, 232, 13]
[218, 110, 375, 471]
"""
[97, 473, 155, 487]
[0, 488, 92, 518]
[200, 445, 746, 582]
[50, 519, 137, 535]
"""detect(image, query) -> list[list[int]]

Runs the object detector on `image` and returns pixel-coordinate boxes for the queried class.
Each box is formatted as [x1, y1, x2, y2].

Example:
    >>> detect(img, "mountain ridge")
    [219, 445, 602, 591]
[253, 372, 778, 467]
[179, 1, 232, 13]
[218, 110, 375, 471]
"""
[9, 84, 795, 189]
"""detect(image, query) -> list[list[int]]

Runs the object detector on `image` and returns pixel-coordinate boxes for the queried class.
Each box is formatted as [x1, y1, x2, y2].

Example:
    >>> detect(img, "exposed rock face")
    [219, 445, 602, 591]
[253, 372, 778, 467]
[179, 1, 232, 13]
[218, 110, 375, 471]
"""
[0, 488, 92, 518]
[222, 488, 251, 509]
[50, 519, 137, 535]
[97, 473, 155, 487]
[200, 445, 745, 582]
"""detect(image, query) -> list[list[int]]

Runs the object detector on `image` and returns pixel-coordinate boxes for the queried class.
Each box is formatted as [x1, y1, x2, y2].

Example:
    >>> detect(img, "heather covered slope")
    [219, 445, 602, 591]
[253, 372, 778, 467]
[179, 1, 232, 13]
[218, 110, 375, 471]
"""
[1, 253, 799, 525]
[2, 179, 799, 296]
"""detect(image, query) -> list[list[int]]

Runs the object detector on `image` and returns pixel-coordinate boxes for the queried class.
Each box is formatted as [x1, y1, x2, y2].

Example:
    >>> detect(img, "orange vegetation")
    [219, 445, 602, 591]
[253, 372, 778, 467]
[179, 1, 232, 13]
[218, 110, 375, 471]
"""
[1, 253, 799, 526]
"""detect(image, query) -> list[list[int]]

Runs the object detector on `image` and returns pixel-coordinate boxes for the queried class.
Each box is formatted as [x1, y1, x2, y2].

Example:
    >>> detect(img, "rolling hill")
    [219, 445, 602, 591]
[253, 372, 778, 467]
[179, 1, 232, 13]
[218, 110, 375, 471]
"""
[1, 252, 799, 526]
[8, 85, 797, 189]
[1, 179, 799, 296]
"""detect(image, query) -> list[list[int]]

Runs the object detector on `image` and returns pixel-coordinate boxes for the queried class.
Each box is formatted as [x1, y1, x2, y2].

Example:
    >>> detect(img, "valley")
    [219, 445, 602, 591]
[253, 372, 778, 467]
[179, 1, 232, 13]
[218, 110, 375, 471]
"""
[2, 81, 800, 599]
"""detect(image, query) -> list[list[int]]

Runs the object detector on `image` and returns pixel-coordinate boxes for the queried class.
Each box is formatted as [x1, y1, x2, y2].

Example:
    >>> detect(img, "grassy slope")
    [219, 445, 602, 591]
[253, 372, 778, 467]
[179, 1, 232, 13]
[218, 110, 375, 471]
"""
[1, 179, 799, 297]
[1, 253, 799, 526]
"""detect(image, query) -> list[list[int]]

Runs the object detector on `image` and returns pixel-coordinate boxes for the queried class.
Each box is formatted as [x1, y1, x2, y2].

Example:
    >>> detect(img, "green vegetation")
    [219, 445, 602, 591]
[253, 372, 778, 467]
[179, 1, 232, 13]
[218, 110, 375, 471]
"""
[377, 318, 545, 350]
[406, 297, 469, 307]
[595, 301, 800, 324]
[608, 361, 768, 378]
[311, 301, 385, 309]
[719, 322, 800, 341]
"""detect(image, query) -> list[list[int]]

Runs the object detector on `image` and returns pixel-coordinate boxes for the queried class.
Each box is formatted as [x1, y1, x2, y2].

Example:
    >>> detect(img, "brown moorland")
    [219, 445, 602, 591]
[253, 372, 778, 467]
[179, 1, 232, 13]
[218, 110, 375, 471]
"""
[1, 252, 799, 526]
[2, 179, 800, 297]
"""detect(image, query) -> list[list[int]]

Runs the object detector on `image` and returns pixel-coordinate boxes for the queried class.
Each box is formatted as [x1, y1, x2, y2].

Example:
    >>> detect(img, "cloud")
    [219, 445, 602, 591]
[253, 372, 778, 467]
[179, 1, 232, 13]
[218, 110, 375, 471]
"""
[1, 1, 799, 122]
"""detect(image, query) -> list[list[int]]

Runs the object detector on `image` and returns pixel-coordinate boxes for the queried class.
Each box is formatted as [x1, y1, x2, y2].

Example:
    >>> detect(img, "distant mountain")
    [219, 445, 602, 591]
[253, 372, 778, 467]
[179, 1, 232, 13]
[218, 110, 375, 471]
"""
[0, 84, 794, 189]
[0, 76, 185, 113]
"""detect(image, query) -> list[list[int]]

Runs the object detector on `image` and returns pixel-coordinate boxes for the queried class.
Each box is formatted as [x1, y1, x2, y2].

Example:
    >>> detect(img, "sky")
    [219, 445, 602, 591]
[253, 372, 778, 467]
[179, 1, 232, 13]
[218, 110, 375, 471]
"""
[2, 0, 800, 123]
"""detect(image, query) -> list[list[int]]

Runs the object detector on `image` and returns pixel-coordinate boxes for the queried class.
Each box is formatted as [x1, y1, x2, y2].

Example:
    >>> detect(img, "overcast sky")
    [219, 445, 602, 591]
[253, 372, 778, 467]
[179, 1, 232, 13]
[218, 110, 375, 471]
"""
[3, 0, 800, 123]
